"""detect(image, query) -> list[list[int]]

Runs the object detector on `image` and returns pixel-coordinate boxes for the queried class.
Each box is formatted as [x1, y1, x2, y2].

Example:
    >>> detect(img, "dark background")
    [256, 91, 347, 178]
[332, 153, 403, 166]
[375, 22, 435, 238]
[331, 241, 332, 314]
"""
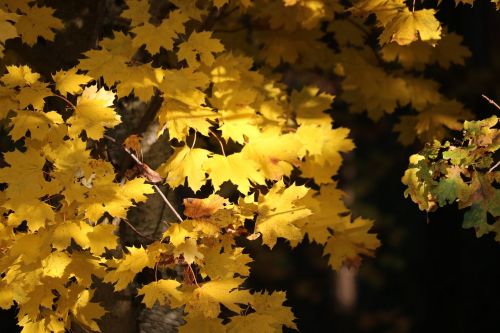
[1, 1, 499, 332]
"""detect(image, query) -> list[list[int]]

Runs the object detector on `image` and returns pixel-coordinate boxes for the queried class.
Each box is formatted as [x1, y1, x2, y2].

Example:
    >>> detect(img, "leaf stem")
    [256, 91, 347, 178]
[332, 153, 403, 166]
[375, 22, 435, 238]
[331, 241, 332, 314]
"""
[103, 134, 184, 223]
[208, 128, 226, 156]
[482, 94, 500, 111]
[52, 94, 76, 109]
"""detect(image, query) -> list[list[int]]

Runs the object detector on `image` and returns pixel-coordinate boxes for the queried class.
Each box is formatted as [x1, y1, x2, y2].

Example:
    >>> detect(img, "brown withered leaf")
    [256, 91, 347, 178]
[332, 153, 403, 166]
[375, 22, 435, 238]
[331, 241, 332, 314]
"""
[183, 194, 229, 219]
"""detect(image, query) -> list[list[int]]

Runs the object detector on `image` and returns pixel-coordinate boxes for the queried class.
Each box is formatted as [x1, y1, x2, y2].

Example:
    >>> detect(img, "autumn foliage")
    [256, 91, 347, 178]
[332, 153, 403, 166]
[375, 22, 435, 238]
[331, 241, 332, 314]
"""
[0, 0, 498, 332]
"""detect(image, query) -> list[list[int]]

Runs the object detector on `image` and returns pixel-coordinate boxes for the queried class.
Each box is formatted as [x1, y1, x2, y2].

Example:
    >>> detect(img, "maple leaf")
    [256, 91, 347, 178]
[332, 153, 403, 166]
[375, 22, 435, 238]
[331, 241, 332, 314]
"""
[298, 124, 354, 161]
[174, 238, 204, 264]
[0, 10, 18, 56]
[1, 65, 40, 87]
[291, 86, 334, 126]
[183, 194, 229, 218]
[122, 0, 151, 27]
[16, 81, 52, 110]
[16, 5, 64, 46]
[170, 0, 207, 21]
[184, 278, 251, 317]
[201, 247, 252, 279]
[66, 252, 106, 286]
[132, 9, 188, 53]
[241, 130, 301, 181]
[67, 85, 120, 140]
[323, 216, 380, 270]
[251, 291, 296, 328]
[86, 223, 118, 255]
[105, 246, 156, 291]
[157, 98, 217, 140]
[78, 32, 135, 86]
[179, 315, 226, 333]
[157, 146, 210, 192]
[70, 290, 106, 332]
[296, 184, 349, 243]
[203, 152, 266, 194]
[41, 251, 71, 278]
[4, 198, 54, 231]
[52, 68, 92, 95]
[379, 9, 442, 46]
[223, 291, 298, 332]
[9, 110, 63, 141]
[0, 148, 47, 201]
[114, 63, 163, 101]
[255, 180, 312, 248]
[138, 279, 184, 308]
[79, 175, 154, 222]
[177, 31, 224, 67]
[162, 223, 196, 247]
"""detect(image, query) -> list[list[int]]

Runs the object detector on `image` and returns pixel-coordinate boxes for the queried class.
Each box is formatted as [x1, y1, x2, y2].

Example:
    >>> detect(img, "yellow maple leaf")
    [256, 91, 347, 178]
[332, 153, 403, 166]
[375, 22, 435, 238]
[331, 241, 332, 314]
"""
[70, 290, 106, 332]
[162, 223, 196, 246]
[158, 98, 216, 140]
[122, 0, 151, 27]
[67, 85, 120, 140]
[323, 216, 380, 270]
[132, 9, 188, 53]
[297, 124, 355, 172]
[431, 32, 471, 69]
[86, 223, 118, 255]
[78, 32, 135, 86]
[185, 278, 250, 317]
[15, 5, 63, 46]
[104, 246, 156, 291]
[4, 198, 54, 231]
[0, 10, 18, 57]
[170, 0, 207, 21]
[50, 220, 92, 251]
[241, 130, 301, 180]
[218, 107, 262, 144]
[79, 175, 154, 222]
[177, 31, 224, 67]
[174, 238, 204, 264]
[1, 65, 40, 87]
[157, 146, 210, 192]
[203, 152, 266, 194]
[138, 279, 184, 308]
[250, 291, 296, 329]
[66, 252, 106, 286]
[52, 68, 92, 95]
[16, 81, 51, 110]
[255, 180, 312, 248]
[41, 251, 71, 278]
[114, 63, 163, 101]
[200, 247, 252, 279]
[179, 315, 226, 333]
[291, 86, 334, 126]
[0, 148, 47, 201]
[296, 184, 349, 243]
[9, 110, 63, 141]
[379, 9, 442, 46]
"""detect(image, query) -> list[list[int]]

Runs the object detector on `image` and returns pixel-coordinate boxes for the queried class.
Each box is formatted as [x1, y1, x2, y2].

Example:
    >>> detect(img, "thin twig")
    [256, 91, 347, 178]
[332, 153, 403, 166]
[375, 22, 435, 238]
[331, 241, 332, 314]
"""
[154, 185, 184, 223]
[52, 94, 76, 109]
[488, 161, 500, 173]
[208, 128, 226, 156]
[190, 131, 198, 150]
[121, 219, 156, 241]
[103, 134, 184, 223]
[188, 264, 201, 288]
[482, 94, 500, 111]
